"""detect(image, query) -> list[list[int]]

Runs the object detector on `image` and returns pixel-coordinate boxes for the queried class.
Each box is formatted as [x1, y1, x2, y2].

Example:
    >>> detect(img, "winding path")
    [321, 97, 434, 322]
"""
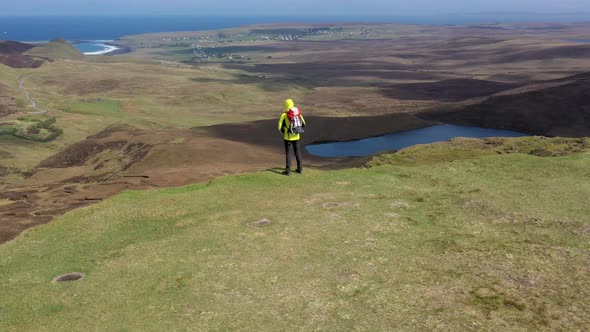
[18, 75, 48, 115]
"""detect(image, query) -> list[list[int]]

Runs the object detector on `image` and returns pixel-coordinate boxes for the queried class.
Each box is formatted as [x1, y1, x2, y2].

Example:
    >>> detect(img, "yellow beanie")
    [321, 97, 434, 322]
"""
[284, 99, 294, 111]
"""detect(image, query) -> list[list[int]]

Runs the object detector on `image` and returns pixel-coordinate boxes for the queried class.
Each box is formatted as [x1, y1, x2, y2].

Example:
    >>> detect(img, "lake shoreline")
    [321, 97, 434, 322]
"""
[306, 124, 530, 157]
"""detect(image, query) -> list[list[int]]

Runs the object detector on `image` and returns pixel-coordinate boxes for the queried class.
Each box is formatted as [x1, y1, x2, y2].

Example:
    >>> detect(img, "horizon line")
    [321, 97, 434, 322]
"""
[2, 12, 590, 17]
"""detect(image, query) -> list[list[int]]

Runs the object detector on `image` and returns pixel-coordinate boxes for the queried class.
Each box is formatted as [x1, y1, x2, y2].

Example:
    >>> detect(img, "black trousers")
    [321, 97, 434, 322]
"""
[284, 140, 302, 170]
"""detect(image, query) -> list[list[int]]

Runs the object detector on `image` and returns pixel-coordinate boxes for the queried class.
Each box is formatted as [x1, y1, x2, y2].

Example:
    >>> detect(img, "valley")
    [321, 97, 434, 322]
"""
[0, 21, 589, 330]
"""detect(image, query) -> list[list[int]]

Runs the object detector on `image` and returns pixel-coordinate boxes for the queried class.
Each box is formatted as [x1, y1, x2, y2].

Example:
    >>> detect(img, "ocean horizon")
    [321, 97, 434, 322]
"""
[2, 14, 590, 43]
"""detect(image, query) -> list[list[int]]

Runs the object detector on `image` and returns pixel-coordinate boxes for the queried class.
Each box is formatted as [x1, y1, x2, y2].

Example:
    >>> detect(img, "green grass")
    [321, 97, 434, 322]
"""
[63, 99, 121, 116]
[0, 115, 62, 142]
[24, 39, 83, 60]
[0, 59, 310, 171]
[0, 125, 17, 136]
[1, 140, 589, 330]
[368, 136, 590, 166]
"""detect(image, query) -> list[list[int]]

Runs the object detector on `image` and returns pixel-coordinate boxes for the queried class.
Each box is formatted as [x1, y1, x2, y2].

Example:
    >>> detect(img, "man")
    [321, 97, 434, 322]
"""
[278, 99, 306, 176]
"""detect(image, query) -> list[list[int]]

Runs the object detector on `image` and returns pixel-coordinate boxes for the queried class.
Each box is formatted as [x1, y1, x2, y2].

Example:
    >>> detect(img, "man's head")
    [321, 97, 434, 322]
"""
[285, 99, 294, 111]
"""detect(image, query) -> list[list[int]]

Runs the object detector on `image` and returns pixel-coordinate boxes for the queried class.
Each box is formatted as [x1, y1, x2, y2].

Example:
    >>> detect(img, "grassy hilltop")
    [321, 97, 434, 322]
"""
[3, 22, 590, 174]
[0, 58, 309, 173]
[24, 38, 83, 60]
[0, 137, 589, 330]
[1, 22, 590, 330]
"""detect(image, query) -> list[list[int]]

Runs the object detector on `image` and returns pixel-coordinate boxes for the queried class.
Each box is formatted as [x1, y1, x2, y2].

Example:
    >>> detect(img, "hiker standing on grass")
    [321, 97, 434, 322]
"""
[278, 99, 306, 176]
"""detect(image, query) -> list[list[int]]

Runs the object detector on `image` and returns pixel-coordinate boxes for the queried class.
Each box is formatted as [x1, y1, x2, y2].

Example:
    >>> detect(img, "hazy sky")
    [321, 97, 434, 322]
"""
[2, 0, 590, 16]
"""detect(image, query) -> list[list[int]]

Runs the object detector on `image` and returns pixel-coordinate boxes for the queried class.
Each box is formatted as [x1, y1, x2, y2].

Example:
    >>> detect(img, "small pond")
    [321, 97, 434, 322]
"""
[564, 39, 590, 43]
[306, 124, 529, 157]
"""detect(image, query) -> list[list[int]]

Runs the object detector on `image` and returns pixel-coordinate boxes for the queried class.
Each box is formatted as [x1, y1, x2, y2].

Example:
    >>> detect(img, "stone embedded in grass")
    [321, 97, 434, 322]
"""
[323, 202, 340, 209]
[460, 199, 490, 209]
[328, 213, 342, 220]
[575, 224, 590, 237]
[322, 202, 360, 210]
[249, 218, 272, 227]
[53, 272, 85, 283]
[304, 193, 335, 205]
[390, 200, 410, 209]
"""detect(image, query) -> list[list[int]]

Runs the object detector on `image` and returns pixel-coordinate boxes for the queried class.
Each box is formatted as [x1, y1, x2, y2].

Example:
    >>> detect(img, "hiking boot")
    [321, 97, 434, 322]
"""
[296, 168, 303, 174]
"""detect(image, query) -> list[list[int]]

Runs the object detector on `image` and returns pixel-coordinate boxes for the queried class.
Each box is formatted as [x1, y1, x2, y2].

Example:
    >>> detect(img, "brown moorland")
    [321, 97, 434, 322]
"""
[0, 40, 46, 68]
[3, 22, 590, 242]
[0, 113, 432, 243]
[0, 55, 46, 69]
[0, 40, 34, 54]
[419, 75, 590, 137]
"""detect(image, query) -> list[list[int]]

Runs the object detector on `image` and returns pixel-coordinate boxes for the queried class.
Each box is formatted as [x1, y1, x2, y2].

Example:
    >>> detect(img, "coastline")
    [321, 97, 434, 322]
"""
[83, 43, 119, 55]
[75, 41, 132, 56]
[21, 40, 132, 56]
[103, 42, 132, 56]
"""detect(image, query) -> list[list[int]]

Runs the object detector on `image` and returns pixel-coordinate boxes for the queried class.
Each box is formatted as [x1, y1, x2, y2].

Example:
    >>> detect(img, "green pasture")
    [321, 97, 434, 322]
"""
[1, 138, 588, 331]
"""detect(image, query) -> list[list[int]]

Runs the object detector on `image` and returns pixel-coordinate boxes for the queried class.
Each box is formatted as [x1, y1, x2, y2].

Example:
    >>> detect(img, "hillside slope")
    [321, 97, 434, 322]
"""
[384, 79, 520, 102]
[0, 40, 45, 68]
[0, 40, 34, 54]
[0, 83, 19, 117]
[0, 137, 588, 330]
[24, 38, 83, 60]
[419, 74, 590, 137]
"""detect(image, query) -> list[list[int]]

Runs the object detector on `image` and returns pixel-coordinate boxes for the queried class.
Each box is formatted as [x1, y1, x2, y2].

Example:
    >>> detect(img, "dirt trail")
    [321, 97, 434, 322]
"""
[18, 75, 48, 115]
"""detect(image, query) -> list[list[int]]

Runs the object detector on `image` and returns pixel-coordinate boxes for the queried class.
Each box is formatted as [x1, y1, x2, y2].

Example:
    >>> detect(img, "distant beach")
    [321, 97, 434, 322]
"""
[72, 41, 131, 55]
[104, 43, 132, 56]
[81, 43, 119, 55]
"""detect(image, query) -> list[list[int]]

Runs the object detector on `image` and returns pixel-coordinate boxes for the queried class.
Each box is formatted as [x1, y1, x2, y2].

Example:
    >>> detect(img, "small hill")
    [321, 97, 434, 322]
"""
[24, 38, 83, 60]
[0, 40, 45, 68]
[0, 40, 34, 54]
[419, 74, 590, 137]
[0, 54, 46, 68]
[495, 44, 590, 63]
[384, 79, 520, 102]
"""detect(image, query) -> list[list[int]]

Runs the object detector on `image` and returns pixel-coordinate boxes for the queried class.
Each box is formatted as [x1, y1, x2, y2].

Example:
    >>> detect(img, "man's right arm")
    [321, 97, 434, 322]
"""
[278, 113, 286, 133]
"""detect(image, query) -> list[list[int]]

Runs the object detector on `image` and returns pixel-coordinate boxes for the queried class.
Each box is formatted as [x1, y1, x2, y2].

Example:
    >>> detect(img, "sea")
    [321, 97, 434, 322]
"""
[1, 14, 589, 55]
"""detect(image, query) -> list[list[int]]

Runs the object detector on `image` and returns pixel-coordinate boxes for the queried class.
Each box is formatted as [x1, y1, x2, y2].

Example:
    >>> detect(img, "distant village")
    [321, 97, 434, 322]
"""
[135, 27, 349, 62]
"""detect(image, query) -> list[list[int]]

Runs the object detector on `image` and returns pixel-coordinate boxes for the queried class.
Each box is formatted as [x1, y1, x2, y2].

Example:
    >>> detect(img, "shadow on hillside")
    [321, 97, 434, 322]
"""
[221, 62, 446, 88]
[382, 79, 521, 102]
[266, 167, 286, 175]
[190, 74, 312, 92]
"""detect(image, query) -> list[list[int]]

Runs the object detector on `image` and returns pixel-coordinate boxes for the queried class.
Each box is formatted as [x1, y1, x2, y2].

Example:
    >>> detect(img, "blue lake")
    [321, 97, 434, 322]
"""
[565, 39, 590, 43]
[306, 125, 529, 157]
